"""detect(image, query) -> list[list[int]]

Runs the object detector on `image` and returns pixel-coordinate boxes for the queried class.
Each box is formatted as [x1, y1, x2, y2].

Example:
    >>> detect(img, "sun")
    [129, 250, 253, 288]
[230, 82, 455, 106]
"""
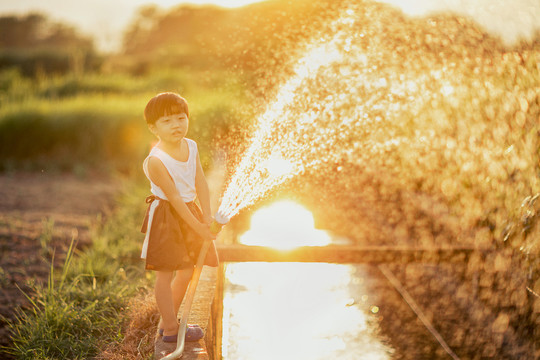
[239, 200, 331, 250]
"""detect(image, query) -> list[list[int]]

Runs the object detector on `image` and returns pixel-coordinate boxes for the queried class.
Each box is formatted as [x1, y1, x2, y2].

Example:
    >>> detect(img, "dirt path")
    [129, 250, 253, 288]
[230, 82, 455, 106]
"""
[0, 171, 120, 350]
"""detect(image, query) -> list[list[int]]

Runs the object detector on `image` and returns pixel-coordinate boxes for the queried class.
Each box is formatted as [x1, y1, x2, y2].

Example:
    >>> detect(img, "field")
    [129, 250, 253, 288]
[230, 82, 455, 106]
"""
[0, 171, 119, 351]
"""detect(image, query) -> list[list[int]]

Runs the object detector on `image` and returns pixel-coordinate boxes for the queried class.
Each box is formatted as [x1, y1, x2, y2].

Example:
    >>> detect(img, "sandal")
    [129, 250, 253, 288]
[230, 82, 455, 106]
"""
[185, 326, 204, 342]
[159, 323, 200, 336]
[161, 326, 204, 343]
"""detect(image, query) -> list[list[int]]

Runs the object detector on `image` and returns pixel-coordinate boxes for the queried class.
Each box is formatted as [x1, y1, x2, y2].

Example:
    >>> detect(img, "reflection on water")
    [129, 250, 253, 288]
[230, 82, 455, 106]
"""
[222, 262, 394, 360]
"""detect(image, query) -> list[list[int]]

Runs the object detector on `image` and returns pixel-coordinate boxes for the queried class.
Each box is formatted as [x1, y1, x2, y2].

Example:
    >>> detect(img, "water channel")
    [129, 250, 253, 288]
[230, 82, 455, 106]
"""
[219, 201, 396, 360]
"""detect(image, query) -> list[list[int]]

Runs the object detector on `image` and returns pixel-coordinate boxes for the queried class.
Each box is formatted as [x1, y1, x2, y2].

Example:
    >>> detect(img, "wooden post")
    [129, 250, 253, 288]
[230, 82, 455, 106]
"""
[206, 262, 224, 360]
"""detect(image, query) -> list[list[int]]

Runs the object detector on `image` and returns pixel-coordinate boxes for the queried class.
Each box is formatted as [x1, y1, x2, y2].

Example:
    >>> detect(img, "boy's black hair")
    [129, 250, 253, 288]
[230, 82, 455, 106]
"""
[144, 92, 189, 125]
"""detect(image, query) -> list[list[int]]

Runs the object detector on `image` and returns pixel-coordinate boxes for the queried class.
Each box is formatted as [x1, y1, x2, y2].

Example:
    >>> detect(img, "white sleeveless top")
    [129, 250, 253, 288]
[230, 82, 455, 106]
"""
[140, 138, 198, 259]
[143, 138, 198, 203]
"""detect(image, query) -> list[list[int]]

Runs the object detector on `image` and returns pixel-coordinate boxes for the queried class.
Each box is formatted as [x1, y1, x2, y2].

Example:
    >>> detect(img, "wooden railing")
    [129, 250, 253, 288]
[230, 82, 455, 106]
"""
[215, 244, 488, 264]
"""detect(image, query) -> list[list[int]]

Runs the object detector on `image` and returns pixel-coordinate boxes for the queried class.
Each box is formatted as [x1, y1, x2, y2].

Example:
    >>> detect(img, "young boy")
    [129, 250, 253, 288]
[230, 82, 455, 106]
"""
[140, 92, 219, 343]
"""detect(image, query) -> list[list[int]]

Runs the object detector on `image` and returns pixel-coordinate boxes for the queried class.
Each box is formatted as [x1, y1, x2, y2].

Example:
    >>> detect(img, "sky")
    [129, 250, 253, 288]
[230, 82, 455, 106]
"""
[0, 0, 538, 52]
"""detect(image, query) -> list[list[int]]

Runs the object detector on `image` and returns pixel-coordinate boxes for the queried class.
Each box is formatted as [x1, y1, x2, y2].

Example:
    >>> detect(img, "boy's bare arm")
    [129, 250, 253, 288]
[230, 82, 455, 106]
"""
[195, 154, 212, 224]
[146, 156, 216, 241]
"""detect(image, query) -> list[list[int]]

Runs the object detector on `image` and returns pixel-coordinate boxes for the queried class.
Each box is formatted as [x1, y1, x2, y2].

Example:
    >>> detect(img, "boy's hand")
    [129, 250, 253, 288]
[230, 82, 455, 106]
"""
[203, 214, 213, 225]
[196, 222, 217, 241]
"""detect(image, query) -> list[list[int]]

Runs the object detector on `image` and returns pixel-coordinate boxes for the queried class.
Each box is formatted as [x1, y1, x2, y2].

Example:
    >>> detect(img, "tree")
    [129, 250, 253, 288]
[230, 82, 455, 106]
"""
[0, 13, 99, 76]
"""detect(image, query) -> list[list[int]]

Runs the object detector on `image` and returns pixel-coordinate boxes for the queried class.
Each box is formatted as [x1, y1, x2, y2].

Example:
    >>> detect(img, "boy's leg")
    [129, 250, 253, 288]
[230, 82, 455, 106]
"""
[157, 267, 194, 331]
[172, 267, 194, 316]
[155, 271, 178, 336]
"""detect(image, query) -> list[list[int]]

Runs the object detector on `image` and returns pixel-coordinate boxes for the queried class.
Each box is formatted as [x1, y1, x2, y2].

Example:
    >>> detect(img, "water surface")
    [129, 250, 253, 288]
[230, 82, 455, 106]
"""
[222, 262, 394, 360]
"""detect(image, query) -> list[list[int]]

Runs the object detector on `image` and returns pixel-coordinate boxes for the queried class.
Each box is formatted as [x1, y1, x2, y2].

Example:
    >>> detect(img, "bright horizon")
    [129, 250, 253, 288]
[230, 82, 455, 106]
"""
[0, 0, 538, 52]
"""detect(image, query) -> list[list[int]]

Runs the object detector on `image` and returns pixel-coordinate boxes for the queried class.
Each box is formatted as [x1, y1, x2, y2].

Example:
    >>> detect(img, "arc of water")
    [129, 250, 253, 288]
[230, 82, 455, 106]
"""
[217, 10, 359, 220]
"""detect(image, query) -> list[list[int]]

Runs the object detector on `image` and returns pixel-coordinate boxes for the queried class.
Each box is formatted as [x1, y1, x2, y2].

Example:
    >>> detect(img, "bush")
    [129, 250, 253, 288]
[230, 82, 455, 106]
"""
[0, 49, 101, 78]
[0, 95, 151, 173]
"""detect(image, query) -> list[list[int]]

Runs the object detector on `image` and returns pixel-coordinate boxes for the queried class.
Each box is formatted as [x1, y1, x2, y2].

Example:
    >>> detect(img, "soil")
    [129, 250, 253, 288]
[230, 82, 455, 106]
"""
[0, 171, 120, 351]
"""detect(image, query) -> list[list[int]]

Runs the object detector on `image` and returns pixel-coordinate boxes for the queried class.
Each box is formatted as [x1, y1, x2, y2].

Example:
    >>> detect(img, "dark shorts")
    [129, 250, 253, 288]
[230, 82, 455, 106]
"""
[141, 195, 218, 272]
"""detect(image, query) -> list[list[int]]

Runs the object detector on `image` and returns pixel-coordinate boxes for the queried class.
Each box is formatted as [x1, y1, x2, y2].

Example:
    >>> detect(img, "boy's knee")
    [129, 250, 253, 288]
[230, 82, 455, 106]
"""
[176, 267, 194, 280]
[155, 271, 174, 282]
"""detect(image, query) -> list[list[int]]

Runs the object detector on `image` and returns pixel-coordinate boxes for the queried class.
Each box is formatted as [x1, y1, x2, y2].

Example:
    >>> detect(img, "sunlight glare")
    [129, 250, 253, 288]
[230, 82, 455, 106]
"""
[239, 200, 331, 250]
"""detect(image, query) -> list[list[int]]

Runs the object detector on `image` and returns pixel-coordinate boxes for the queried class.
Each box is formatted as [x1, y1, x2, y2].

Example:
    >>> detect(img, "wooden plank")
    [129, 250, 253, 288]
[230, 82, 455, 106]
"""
[216, 244, 485, 264]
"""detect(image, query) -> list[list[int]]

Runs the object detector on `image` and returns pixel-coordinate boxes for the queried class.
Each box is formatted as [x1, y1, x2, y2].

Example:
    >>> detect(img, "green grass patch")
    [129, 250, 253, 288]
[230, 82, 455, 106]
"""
[0, 68, 250, 174]
[0, 94, 151, 173]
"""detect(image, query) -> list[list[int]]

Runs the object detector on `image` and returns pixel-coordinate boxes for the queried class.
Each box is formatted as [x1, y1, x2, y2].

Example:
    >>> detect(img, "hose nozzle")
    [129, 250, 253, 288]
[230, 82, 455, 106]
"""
[210, 212, 229, 234]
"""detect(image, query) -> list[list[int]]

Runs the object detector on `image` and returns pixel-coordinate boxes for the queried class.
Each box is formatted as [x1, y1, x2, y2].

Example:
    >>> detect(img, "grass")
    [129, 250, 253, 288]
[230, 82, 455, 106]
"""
[0, 67, 250, 174]
[0, 93, 151, 172]
[38, 218, 55, 258]
[7, 243, 118, 359]
[2, 182, 150, 360]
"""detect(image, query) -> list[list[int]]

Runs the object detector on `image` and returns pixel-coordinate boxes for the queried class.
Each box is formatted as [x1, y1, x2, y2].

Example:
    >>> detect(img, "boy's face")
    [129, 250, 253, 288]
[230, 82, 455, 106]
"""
[150, 112, 189, 142]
